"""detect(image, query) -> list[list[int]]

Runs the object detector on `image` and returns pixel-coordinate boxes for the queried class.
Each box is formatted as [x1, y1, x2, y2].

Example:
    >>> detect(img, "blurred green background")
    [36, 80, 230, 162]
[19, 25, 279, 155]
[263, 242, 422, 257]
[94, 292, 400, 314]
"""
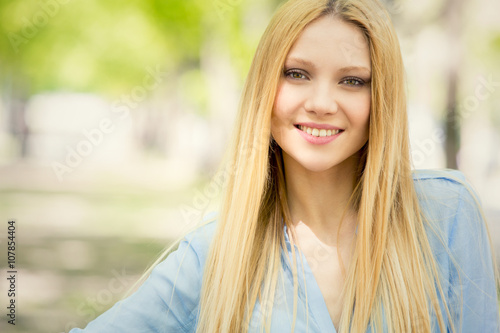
[0, 0, 499, 332]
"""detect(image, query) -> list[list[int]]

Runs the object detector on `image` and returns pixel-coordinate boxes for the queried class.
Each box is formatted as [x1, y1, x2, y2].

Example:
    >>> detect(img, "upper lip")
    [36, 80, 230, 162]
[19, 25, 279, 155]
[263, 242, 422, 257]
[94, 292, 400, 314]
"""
[295, 122, 344, 130]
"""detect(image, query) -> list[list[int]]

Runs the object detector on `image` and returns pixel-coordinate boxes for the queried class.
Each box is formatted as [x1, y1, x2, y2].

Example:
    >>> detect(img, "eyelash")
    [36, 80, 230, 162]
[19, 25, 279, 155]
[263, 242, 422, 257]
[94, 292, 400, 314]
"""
[284, 69, 366, 86]
[284, 69, 307, 80]
[341, 76, 366, 86]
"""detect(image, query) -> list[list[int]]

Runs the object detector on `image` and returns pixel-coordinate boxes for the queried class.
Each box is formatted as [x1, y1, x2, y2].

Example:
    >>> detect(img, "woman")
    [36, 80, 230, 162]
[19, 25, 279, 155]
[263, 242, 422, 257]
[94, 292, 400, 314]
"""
[71, 0, 500, 332]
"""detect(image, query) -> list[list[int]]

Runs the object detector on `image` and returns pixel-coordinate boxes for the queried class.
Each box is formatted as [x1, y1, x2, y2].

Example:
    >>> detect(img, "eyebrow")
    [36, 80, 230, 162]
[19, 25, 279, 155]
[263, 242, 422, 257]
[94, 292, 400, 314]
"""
[285, 57, 371, 76]
[285, 57, 317, 69]
[337, 65, 371, 76]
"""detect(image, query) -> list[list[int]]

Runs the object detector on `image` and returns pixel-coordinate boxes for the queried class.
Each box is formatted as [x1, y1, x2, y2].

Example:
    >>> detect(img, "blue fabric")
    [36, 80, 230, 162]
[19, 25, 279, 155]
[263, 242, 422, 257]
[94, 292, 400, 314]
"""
[70, 169, 500, 332]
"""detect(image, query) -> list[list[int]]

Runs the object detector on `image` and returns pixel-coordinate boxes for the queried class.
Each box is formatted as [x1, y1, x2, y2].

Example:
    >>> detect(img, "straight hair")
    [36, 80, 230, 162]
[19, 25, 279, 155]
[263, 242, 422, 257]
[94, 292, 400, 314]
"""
[186, 0, 499, 332]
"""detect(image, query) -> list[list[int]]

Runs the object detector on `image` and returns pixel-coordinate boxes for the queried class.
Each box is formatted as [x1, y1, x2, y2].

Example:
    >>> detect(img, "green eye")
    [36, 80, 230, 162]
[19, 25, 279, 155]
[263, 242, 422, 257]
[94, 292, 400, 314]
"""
[285, 69, 306, 80]
[342, 77, 365, 86]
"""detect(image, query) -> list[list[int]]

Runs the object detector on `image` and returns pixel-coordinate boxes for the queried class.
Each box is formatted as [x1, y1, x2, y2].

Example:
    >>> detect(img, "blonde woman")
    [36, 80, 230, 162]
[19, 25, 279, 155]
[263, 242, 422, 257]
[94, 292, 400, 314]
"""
[71, 0, 500, 332]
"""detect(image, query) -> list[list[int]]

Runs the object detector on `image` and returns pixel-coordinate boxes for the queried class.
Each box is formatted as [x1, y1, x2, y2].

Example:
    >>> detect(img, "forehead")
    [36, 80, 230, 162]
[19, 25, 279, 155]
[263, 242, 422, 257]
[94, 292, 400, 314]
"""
[286, 15, 371, 70]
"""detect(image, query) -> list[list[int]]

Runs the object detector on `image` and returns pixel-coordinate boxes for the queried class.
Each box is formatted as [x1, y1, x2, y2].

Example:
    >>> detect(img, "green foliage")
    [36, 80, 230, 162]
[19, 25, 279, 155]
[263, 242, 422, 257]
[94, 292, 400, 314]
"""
[492, 33, 500, 54]
[0, 0, 266, 97]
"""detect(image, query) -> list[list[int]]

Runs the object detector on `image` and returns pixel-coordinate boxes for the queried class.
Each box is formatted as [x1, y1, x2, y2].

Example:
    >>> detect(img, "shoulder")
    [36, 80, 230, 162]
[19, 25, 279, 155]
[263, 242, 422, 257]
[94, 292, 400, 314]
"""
[181, 216, 218, 265]
[148, 215, 218, 286]
[411, 169, 484, 234]
[71, 217, 220, 332]
[411, 169, 485, 248]
[412, 172, 499, 330]
[411, 169, 478, 211]
[412, 168, 468, 192]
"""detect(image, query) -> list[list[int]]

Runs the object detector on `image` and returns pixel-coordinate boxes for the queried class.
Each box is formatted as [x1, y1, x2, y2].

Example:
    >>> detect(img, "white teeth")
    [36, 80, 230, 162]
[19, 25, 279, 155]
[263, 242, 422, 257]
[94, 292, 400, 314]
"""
[298, 125, 341, 137]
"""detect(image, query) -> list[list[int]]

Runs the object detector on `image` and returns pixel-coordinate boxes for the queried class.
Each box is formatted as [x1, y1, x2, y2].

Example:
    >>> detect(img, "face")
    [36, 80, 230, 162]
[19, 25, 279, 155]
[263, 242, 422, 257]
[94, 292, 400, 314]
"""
[271, 15, 371, 174]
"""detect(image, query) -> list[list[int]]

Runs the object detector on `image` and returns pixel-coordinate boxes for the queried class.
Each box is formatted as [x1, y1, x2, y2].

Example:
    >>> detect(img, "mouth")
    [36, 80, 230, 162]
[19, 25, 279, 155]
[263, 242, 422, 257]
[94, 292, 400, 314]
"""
[294, 124, 344, 137]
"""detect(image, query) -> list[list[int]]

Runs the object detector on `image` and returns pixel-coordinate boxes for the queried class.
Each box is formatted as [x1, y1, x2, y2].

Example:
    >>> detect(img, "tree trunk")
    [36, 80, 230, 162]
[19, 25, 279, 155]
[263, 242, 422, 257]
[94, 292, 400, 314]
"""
[443, 0, 465, 169]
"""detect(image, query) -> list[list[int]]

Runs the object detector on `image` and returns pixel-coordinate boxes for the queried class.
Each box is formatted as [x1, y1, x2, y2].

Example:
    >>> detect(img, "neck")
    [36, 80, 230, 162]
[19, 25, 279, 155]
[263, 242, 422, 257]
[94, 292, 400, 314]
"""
[283, 151, 359, 243]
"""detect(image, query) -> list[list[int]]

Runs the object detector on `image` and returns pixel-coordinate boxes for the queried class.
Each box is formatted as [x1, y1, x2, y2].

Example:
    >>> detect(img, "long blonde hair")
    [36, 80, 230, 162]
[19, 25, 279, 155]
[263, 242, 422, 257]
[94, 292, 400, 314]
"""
[195, 0, 495, 332]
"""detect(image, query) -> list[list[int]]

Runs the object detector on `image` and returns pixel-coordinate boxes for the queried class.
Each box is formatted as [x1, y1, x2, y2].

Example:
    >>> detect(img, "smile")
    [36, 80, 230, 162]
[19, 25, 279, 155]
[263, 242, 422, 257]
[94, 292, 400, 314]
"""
[294, 124, 344, 145]
[297, 125, 342, 137]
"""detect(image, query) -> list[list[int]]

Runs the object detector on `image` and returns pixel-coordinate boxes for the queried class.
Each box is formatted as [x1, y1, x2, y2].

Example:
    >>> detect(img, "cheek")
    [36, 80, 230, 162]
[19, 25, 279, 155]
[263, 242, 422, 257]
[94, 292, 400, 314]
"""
[273, 95, 287, 123]
[271, 112, 288, 144]
[347, 94, 370, 129]
[271, 85, 294, 135]
[273, 83, 302, 120]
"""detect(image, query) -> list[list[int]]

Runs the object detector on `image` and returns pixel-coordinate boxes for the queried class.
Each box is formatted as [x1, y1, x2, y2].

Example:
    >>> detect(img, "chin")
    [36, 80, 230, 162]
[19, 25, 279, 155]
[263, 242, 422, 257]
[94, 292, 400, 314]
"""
[294, 157, 341, 173]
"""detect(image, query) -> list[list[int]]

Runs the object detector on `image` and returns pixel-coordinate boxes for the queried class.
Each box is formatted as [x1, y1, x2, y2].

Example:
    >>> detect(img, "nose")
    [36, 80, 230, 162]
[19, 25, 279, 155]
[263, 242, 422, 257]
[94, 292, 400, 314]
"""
[304, 82, 338, 116]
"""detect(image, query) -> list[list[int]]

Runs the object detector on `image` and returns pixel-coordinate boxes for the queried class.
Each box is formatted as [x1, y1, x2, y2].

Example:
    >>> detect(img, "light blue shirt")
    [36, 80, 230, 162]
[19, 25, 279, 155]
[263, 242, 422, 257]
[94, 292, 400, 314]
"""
[70, 169, 500, 332]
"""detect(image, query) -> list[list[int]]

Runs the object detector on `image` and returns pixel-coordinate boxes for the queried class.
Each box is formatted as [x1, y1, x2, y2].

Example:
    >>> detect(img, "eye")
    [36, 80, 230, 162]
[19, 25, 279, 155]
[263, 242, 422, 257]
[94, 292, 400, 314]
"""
[341, 77, 366, 86]
[284, 69, 308, 80]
